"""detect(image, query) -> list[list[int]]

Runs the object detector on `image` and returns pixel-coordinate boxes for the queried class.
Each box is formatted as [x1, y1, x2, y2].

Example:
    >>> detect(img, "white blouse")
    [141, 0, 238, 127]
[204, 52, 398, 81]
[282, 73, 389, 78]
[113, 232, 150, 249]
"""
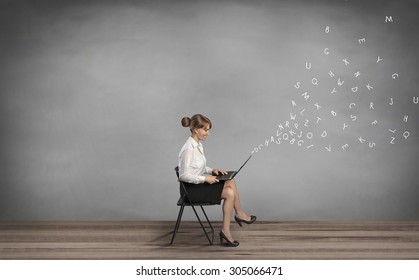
[178, 137, 213, 184]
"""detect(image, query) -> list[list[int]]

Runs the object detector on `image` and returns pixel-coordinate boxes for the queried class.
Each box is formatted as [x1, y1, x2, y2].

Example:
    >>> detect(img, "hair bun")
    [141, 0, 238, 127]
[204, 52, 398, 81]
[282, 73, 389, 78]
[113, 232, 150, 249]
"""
[181, 117, 191, 127]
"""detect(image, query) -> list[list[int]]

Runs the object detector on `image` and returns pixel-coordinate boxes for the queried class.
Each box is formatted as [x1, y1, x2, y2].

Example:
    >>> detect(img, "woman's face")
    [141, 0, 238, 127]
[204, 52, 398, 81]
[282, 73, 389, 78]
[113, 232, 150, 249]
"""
[194, 124, 210, 141]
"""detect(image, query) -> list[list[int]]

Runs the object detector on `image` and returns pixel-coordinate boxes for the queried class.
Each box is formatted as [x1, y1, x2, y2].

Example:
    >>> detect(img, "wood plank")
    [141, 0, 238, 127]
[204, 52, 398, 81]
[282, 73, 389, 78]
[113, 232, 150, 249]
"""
[0, 221, 418, 259]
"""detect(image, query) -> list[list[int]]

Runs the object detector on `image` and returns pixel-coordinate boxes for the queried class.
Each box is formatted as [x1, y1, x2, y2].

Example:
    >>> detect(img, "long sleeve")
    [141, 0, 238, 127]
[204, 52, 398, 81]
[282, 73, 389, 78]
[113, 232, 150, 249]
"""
[178, 137, 212, 184]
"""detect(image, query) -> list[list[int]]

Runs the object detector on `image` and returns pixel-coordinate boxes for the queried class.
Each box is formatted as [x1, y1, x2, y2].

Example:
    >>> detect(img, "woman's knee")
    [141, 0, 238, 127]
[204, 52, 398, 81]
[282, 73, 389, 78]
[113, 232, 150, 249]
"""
[222, 186, 235, 200]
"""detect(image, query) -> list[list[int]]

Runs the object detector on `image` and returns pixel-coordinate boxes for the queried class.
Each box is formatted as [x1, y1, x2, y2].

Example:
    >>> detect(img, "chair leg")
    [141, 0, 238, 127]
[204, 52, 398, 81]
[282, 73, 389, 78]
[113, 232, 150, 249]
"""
[190, 204, 213, 245]
[170, 204, 185, 245]
[200, 205, 214, 243]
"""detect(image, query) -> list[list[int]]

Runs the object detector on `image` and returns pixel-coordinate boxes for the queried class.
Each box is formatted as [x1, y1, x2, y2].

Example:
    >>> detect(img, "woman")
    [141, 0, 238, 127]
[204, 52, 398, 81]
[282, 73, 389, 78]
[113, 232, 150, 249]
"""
[178, 114, 256, 247]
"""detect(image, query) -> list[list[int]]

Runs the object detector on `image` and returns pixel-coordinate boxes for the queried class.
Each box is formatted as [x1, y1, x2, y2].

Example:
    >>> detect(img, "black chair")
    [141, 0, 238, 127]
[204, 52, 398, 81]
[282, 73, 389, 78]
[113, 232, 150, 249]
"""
[170, 167, 216, 245]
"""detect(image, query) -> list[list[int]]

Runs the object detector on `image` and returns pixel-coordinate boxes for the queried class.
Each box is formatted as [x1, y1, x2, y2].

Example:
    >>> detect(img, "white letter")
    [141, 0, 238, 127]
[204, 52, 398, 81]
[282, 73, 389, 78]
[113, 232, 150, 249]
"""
[342, 58, 350, 66]
[359, 38, 366, 44]
[389, 98, 394, 105]
[328, 71, 335, 78]
[370, 102, 374, 110]
[413, 97, 418, 104]
[349, 103, 356, 109]
[352, 87, 358, 93]
[376, 56, 383, 63]
[331, 110, 337, 117]
[302, 92, 310, 100]
[366, 84, 373, 91]
[306, 62, 312, 70]
[312, 78, 319, 86]
[403, 115, 408, 123]
[392, 73, 399, 79]
[343, 123, 348, 130]
[294, 82, 301, 89]
[403, 131, 410, 139]
[385, 16, 393, 23]
[321, 131, 327, 137]
[354, 71, 361, 78]
[324, 48, 330, 55]
[325, 26, 330, 33]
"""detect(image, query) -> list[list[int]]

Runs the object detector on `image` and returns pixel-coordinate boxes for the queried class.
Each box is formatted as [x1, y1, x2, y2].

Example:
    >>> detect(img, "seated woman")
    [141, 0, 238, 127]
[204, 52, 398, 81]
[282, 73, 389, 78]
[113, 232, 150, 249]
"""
[178, 114, 256, 247]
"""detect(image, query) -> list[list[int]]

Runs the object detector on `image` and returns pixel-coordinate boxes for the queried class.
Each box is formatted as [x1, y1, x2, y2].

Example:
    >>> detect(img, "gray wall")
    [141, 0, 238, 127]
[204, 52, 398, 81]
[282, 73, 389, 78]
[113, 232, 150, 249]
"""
[1, 0, 418, 220]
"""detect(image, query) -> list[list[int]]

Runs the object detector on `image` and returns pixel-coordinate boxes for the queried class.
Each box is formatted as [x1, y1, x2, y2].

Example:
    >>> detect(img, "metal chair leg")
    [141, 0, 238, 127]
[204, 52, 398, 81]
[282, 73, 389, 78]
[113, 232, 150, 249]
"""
[170, 204, 185, 245]
[190, 204, 213, 245]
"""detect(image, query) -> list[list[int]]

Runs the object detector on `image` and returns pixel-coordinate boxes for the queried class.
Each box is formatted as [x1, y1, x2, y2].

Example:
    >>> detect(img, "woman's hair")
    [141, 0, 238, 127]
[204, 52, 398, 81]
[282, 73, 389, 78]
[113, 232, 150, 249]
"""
[181, 114, 212, 132]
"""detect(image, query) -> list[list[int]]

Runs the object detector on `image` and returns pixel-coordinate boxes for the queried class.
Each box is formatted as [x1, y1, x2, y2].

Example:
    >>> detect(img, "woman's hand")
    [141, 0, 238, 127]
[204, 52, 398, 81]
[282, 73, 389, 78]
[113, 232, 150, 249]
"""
[205, 176, 220, 184]
[212, 169, 228, 176]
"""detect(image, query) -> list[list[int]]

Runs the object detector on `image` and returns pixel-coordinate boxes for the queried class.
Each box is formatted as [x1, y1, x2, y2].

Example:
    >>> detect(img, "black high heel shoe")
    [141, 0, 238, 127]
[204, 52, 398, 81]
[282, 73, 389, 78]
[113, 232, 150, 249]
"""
[219, 230, 239, 247]
[235, 215, 257, 227]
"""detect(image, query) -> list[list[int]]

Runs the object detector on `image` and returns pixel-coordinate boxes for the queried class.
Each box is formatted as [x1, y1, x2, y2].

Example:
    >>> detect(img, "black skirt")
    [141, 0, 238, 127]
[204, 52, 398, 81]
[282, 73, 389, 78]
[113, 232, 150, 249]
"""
[181, 181, 225, 204]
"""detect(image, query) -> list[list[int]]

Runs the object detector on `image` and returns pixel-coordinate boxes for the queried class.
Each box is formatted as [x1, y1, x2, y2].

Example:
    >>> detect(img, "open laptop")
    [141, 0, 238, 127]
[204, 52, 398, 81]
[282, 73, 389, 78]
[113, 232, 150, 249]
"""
[216, 155, 252, 181]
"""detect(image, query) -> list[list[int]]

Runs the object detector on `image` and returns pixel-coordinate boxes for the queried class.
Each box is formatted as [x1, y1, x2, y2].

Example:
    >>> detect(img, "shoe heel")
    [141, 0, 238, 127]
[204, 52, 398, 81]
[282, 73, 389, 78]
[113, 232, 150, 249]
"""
[234, 216, 243, 227]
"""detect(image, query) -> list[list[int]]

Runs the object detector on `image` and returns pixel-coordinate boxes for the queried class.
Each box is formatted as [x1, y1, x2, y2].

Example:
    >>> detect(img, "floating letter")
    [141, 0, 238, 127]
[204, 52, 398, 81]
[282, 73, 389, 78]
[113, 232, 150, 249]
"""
[337, 78, 344, 86]
[321, 131, 327, 137]
[342, 144, 349, 151]
[370, 102, 374, 110]
[403, 131, 410, 139]
[325, 26, 330, 33]
[413, 97, 418, 104]
[389, 98, 394, 105]
[302, 92, 310, 100]
[324, 48, 330, 55]
[306, 62, 312, 70]
[354, 71, 361, 78]
[376, 56, 383, 63]
[312, 78, 319, 86]
[403, 115, 408, 123]
[349, 103, 356, 109]
[342, 58, 350, 66]
[328, 71, 335, 78]
[385, 16, 393, 23]
[366, 84, 373, 91]
[392, 73, 399, 79]
[331, 110, 337, 117]
[358, 136, 366, 143]
[290, 113, 297, 120]
[359, 38, 366, 44]
[314, 103, 321, 110]
[343, 123, 348, 130]
[316, 117, 322, 124]
[352, 87, 358, 93]
[292, 100, 297, 107]
[300, 109, 306, 116]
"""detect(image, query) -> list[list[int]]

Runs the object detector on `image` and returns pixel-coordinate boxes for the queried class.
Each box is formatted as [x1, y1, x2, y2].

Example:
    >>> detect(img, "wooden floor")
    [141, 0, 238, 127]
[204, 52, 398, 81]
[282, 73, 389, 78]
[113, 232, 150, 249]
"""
[1, 221, 418, 259]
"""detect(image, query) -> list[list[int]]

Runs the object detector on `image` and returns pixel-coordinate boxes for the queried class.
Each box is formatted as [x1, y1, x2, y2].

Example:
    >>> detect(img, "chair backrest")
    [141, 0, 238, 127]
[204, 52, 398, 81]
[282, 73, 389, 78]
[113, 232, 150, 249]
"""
[175, 166, 189, 202]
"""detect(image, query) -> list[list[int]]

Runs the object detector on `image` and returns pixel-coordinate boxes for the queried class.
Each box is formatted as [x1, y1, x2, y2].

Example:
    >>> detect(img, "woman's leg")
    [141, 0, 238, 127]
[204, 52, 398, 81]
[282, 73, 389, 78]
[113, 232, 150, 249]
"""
[221, 179, 251, 241]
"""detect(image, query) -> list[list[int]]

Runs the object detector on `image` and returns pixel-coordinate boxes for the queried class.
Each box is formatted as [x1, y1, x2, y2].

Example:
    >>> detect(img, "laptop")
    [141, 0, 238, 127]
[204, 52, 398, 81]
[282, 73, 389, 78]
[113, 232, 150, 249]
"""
[216, 155, 252, 181]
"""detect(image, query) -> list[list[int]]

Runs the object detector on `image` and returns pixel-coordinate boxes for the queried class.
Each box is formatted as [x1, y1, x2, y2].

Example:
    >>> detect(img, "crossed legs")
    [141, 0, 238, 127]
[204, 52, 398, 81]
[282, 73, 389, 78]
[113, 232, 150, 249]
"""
[221, 179, 251, 242]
